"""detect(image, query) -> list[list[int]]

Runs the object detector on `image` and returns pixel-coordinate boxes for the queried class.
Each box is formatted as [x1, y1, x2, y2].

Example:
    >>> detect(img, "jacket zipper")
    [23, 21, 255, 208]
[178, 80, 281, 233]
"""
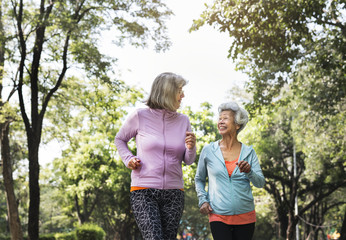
[162, 112, 166, 189]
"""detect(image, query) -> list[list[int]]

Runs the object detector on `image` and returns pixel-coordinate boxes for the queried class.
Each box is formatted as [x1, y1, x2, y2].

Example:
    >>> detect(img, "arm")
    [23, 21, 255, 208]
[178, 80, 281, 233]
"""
[114, 111, 139, 168]
[246, 151, 265, 188]
[195, 146, 209, 208]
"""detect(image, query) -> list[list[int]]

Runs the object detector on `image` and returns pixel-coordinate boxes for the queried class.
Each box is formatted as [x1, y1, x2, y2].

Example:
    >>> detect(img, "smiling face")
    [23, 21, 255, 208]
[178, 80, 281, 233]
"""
[218, 110, 240, 137]
[174, 86, 185, 110]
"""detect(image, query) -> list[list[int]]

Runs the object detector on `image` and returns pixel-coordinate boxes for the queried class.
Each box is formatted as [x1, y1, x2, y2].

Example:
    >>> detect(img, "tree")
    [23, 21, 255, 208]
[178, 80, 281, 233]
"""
[191, 1, 345, 239]
[190, 0, 345, 114]
[178, 103, 220, 239]
[242, 95, 345, 239]
[0, 0, 24, 238]
[45, 76, 143, 238]
[4, 0, 173, 239]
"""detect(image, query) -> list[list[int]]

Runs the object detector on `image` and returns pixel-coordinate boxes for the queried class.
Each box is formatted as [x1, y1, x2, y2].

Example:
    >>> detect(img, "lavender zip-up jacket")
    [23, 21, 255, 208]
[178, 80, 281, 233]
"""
[114, 108, 196, 189]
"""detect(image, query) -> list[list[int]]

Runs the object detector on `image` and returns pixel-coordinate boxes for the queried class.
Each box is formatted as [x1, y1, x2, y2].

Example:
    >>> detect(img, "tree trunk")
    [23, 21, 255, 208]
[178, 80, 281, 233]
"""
[286, 212, 298, 240]
[27, 135, 40, 240]
[340, 209, 346, 240]
[0, 0, 23, 239]
[277, 205, 288, 239]
[1, 122, 24, 240]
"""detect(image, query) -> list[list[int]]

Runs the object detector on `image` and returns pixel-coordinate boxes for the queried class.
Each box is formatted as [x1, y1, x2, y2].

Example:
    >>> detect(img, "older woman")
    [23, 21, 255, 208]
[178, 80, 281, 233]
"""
[195, 101, 265, 240]
[115, 72, 197, 240]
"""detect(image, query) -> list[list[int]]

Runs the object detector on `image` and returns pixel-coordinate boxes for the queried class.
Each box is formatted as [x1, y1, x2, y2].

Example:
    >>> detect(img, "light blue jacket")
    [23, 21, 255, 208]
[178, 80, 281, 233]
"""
[195, 141, 265, 215]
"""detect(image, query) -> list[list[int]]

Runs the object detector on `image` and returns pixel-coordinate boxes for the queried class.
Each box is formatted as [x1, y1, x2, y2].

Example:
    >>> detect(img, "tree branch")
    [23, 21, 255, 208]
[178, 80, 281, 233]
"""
[15, 0, 30, 133]
[299, 180, 346, 216]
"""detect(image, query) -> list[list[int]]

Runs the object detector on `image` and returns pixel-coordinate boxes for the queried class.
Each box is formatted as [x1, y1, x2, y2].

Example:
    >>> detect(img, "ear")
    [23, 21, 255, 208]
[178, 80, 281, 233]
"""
[236, 124, 241, 130]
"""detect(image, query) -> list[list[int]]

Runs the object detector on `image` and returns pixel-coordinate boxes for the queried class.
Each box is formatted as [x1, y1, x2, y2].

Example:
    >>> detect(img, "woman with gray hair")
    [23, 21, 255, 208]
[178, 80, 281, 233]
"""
[195, 101, 265, 240]
[115, 72, 197, 240]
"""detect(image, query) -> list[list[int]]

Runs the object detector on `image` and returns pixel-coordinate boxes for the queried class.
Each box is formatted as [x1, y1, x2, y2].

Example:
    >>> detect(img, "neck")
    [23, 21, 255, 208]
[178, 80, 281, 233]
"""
[220, 135, 239, 150]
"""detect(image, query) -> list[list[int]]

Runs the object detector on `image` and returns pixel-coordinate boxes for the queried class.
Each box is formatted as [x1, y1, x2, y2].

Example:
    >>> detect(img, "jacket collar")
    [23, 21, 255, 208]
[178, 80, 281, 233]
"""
[149, 108, 178, 119]
[211, 140, 253, 161]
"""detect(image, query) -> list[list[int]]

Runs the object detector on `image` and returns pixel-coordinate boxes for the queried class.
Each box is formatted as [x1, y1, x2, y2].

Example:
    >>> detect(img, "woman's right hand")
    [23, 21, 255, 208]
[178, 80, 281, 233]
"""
[200, 202, 213, 215]
[128, 157, 141, 170]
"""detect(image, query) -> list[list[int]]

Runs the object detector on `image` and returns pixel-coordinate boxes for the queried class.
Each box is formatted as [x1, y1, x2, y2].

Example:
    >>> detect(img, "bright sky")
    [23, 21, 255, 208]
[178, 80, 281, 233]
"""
[39, 0, 248, 165]
[108, 0, 248, 113]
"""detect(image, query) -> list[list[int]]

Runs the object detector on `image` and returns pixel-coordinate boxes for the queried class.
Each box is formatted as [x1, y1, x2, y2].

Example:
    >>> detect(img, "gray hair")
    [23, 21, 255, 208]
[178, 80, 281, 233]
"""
[218, 102, 249, 134]
[146, 72, 187, 111]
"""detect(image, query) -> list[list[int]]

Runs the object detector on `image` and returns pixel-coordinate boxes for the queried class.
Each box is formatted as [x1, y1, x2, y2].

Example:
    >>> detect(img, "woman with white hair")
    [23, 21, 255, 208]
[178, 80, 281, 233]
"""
[115, 72, 196, 240]
[195, 101, 265, 240]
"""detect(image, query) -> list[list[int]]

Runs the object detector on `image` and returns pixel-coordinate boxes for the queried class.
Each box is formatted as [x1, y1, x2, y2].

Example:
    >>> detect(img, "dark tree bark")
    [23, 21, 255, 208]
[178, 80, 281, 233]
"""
[340, 210, 346, 240]
[14, 0, 65, 238]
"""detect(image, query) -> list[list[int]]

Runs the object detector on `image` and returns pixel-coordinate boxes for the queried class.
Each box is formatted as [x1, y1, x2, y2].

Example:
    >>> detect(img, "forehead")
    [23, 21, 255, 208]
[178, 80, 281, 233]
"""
[219, 110, 234, 117]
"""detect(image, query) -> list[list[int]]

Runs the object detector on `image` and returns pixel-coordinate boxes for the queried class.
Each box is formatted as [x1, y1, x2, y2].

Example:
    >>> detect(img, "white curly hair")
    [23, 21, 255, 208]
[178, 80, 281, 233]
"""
[218, 101, 249, 134]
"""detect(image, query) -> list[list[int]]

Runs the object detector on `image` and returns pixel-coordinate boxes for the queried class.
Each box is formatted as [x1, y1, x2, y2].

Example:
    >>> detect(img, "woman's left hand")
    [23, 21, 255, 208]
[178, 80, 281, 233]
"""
[237, 160, 251, 173]
[185, 132, 196, 149]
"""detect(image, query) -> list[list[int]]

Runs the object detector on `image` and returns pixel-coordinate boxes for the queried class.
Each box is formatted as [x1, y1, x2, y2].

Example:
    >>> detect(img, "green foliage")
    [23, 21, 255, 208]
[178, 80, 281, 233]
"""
[55, 232, 76, 240]
[252, 187, 279, 239]
[39, 170, 75, 234]
[0, 235, 11, 240]
[75, 224, 105, 240]
[178, 188, 212, 240]
[241, 94, 345, 238]
[0, 187, 8, 236]
[191, 0, 345, 114]
[39, 234, 56, 240]
[2, 0, 174, 238]
[43, 76, 142, 238]
[180, 103, 220, 187]
[191, 2, 345, 237]
[179, 103, 219, 239]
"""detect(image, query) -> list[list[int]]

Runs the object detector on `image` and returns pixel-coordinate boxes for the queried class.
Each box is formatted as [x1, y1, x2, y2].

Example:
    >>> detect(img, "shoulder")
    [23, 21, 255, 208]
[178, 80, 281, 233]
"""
[202, 141, 217, 153]
[174, 112, 191, 122]
[136, 107, 149, 114]
[241, 143, 254, 151]
[176, 111, 187, 118]
[240, 143, 257, 158]
[135, 107, 153, 118]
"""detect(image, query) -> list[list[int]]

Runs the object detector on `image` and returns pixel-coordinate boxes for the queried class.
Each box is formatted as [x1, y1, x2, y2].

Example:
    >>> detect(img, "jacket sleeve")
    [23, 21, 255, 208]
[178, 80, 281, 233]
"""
[114, 110, 139, 168]
[246, 150, 265, 188]
[195, 146, 209, 207]
[183, 117, 196, 165]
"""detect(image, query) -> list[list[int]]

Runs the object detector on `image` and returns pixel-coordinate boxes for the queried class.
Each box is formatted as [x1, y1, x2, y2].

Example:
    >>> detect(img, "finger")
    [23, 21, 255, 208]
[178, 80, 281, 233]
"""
[185, 136, 194, 141]
[186, 132, 196, 140]
[239, 161, 246, 168]
[129, 158, 140, 169]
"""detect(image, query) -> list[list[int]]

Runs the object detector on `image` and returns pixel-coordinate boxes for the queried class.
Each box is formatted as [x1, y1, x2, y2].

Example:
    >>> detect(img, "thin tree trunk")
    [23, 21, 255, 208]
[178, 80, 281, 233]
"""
[27, 135, 40, 240]
[1, 0, 23, 238]
[286, 211, 298, 240]
[277, 205, 289, 239]
[1, 122, 24, 240]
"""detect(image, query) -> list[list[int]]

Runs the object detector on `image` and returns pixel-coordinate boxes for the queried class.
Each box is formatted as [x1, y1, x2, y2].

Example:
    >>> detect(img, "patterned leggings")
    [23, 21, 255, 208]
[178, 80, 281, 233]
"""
[130, 188, 184, 240]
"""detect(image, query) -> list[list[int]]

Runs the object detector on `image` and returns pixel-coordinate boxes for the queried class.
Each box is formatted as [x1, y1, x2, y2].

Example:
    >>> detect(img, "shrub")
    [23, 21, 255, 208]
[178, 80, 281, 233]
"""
[75, 224, 105, 240]
[55, 232, 76, 240]
[0, 235, 11, 240]
[39, 233, 56, 240]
